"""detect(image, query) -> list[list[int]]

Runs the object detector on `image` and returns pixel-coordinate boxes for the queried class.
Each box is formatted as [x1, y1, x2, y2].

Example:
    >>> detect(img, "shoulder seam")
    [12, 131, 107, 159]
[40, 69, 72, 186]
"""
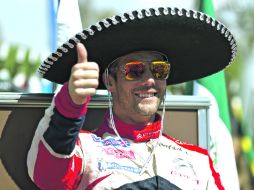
[162, 134, 208, 155]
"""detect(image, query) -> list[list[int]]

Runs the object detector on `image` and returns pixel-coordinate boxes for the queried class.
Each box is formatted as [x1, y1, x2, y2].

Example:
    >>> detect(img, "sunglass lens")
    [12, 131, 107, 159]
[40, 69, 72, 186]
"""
[150, 61, 170, 79]
[125, 62, 145, 80]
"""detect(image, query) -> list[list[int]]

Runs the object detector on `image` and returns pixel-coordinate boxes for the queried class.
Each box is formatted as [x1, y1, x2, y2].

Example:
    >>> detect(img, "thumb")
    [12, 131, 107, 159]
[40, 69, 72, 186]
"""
[77, 43, 88, 63]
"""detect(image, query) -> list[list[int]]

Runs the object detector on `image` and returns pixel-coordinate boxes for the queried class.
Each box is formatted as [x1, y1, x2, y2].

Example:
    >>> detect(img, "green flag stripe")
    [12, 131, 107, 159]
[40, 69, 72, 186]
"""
[198, 0, 232, 133]
[197, 72, 231, 132]
[200, 0, 215, 17]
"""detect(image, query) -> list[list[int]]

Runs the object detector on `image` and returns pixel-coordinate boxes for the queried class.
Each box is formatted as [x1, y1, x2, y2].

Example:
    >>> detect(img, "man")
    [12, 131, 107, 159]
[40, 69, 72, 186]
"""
[27, 7, 237, 189]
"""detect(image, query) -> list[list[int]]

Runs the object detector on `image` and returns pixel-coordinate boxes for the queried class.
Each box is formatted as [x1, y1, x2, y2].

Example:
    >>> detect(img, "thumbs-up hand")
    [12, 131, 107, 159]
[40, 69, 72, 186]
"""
[68, 43, 99, 105]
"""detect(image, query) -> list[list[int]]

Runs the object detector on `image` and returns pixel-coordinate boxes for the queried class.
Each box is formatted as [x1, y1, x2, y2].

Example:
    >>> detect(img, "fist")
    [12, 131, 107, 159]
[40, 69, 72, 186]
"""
[68, 43, 99, 105]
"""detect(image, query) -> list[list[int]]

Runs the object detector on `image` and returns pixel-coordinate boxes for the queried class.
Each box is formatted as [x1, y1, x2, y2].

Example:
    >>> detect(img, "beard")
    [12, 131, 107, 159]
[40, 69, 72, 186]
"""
[112, 83, 166, 120]
[134, 96, 162, 116]
[132, 85, 165, 116]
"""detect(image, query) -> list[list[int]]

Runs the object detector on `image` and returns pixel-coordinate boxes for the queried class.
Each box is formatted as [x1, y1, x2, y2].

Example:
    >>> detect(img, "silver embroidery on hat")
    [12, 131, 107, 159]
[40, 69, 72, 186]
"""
[233, 51, 237, 58]
[128, 11, 135, 20]
[38, 70, 46, 75]
[225, 30, 229, 38]
[211, 19, 216, 27]
[48, 55, 58, 61]
[110, 16, 119, 25]
[55, 51, 62, 57]
[59, 46, 68, 53]
[205, 16, 211, 24]
[228, 35, 232, 41]
[137, 10, 143, 19]
[45, 59, 54, 65]
[193, 11, 198, 19]
[230, 39, 235, 46]
[145, 9, 152, 17]
[221, 26, 226, 34]
[39, 66, 48, 71]
[177, 10, 183, 16]
[66, 42, 74, 48]
[199, 13, 204, 21]
[186, 10, 191, 17]
[217, 23, 221, 31]
[41, 63, 51, 68]
[94, 22, 102, 31]
[72, 37, 80, 43]
[87, 28, 95, 35]
[120, 14, 128, 23]
[231, 49, 238, 58]
[233, 50, 237, 56]
[232, 47, 237, 55]
[231, 43, 237, 49]
[163, 7, 169, 15]
[78, 32, 87, 40]
[102, 19, 111, 28]
[232, 51, 237, 59]
[170, 8, 176, 15]
[154, 8, 160, 16]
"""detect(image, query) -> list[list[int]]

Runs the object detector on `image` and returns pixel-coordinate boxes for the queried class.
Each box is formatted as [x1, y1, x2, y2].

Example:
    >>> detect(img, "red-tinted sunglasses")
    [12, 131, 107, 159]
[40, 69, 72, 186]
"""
[120, 61, 170, 81]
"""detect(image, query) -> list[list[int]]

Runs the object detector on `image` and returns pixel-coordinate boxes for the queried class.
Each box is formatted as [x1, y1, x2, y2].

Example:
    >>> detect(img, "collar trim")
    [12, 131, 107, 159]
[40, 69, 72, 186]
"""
[95, 112, 162, 142]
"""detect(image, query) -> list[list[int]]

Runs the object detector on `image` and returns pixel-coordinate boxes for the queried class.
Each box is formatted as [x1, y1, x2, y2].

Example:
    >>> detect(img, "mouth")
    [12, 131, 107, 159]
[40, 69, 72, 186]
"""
[134, 92, 158, 99]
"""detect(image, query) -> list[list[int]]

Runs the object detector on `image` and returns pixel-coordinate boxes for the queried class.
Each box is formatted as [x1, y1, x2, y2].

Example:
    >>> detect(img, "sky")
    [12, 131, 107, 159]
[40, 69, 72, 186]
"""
[0, 0, 49, 59]
[92, 0, 195, 12]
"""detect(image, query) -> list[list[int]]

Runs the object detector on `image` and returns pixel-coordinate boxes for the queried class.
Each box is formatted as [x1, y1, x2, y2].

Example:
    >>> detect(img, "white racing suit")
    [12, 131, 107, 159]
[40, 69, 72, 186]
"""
[27, 83, 224, 190]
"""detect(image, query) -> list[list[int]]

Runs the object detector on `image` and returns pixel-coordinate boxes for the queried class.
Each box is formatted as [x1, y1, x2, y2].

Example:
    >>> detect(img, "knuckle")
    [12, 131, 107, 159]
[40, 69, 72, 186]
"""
[88, 88, 96, 96]
[74, 88, 82, 95]
[89, 79, 98, 87]
[89, 62, 99, 70]
[71, 71, 80, 80]
[93, 80, 99, 88]
[73, 80, 81, 88]
[72, 64, 80, 71]
[89, 70, 99, 79]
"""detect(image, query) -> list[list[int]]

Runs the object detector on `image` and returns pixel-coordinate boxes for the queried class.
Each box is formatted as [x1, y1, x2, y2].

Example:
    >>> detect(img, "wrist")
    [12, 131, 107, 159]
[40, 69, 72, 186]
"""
[54, 82, 91, 118]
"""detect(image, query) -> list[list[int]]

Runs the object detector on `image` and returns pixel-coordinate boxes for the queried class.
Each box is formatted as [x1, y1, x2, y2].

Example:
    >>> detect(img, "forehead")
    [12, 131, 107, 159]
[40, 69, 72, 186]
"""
[116, 51, 166, 64]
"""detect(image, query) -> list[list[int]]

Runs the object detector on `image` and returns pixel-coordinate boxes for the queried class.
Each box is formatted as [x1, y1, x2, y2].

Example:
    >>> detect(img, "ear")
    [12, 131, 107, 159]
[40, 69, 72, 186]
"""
[102, 72, 114, 91]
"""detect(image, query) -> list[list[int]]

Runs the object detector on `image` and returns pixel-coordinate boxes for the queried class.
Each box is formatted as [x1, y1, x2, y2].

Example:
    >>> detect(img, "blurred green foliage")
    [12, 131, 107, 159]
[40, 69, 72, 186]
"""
[0, 43, 41, 92]
[21, 49, 41, 81]
[5, 45, 19, 79]
[217, 0, 254, 95]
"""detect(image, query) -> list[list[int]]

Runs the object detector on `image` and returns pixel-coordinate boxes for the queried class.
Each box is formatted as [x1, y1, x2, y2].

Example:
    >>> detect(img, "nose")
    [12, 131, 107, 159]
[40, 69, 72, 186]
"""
[140, 70, 156, 86]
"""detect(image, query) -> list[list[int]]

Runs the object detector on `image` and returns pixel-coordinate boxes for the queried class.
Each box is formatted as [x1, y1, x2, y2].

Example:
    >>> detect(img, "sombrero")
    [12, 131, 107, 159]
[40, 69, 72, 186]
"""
[38, 7, 237, 89]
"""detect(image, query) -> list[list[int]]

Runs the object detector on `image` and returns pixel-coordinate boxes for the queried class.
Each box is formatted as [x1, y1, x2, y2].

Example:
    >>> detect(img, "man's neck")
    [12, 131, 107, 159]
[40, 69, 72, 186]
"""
[112, 111, 156, 126]
[95, 111, 162, 142]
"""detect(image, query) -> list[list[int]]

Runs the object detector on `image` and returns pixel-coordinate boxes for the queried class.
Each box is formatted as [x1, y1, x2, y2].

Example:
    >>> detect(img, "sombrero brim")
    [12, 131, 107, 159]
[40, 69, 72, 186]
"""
[39, 7, 237, 89]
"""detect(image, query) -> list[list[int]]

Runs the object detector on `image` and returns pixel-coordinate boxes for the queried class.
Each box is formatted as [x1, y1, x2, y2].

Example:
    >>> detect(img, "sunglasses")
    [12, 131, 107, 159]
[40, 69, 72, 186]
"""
[119, 61, 170, 81]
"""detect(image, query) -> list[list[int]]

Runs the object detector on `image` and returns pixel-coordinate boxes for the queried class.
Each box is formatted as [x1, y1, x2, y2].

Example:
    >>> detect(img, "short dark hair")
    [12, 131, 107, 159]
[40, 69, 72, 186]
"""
[107, 60, 119, 81]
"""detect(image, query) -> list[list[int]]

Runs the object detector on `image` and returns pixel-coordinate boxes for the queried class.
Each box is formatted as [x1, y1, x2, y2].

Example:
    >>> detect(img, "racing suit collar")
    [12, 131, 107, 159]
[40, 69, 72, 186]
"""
[95, 111, 162, 142]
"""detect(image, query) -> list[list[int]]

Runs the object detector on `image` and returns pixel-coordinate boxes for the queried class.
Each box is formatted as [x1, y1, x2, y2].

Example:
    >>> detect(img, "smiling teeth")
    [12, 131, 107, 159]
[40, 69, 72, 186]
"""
[138, 93, 154, 98]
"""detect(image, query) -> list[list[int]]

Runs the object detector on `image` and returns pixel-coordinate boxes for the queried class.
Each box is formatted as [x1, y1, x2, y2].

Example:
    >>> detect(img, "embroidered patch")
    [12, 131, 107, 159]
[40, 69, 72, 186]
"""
[98, 161, 141, 174]
[169, 157, 200, 187]
[102, 147, 136, 159]
[91, 134, 130, 147]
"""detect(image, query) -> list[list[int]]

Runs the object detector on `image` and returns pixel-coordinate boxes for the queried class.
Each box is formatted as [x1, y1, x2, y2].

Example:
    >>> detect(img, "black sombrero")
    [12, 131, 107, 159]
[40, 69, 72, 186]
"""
[38, 7, 237, 89]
